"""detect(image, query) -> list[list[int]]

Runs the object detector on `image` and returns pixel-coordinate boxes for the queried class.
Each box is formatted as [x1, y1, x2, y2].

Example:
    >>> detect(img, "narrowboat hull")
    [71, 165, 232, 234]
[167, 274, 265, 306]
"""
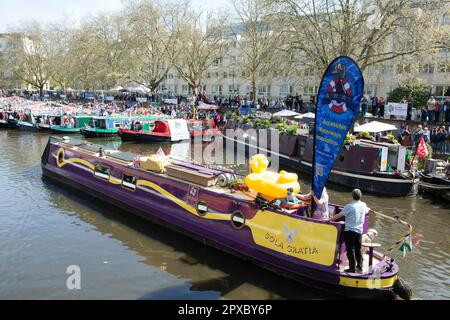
[0, 120, 8, 128]
[119, 129, 176, 143]
[418, 173, 450, 201]
[18, 121, 39, 132]
[7, 119, 18, 129]
[41, 137, 401, 299]
[50, 126, 81, 134]
[37, 124, 51, 132]
[81, 128, 119, 138]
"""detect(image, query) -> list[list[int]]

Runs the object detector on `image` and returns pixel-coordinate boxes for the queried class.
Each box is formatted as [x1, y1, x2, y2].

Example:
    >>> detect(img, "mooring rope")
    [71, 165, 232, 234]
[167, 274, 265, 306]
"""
[417, 181, 450, 190]
[371, 210, 413, 260]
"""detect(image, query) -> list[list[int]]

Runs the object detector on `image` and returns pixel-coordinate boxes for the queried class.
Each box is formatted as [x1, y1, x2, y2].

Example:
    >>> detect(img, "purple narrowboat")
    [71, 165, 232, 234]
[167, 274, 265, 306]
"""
[41, 136, 409, 299]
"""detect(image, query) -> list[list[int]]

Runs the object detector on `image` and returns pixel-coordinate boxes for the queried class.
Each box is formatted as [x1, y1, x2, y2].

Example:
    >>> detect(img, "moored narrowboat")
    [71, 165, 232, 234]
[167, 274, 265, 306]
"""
[50, 116, 91, 134]
[221, 131, 419, 197]
[119, 119, 190, 143]
[119, 119, 220, 143]
[80, 116, 161, 139]
[41, 136, 409, 299]
[7, 118, 19, 129]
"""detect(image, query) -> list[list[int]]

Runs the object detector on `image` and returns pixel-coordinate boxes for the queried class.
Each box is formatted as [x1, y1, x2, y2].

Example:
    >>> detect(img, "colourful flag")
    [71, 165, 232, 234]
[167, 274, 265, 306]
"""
[312, 57, 364, 198]
[416, 137, 428, 159]
[399, 236, 413, 257]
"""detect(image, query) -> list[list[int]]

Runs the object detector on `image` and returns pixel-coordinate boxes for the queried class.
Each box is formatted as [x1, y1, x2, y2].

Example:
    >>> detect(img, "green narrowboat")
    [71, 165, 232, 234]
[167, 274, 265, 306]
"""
[50, 116, 91, 134]
[80, 115, 161, 138]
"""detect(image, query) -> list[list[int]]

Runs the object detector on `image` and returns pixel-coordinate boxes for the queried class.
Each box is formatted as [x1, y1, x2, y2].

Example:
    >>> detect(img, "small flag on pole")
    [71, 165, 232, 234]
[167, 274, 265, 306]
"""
[416, 137, 429, 159]
[399, 235, 413, 257]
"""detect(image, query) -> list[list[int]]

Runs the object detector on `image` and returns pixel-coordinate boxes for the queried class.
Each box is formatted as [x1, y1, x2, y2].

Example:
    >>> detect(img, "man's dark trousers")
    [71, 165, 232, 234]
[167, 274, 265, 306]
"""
[344, 230, 363, 271]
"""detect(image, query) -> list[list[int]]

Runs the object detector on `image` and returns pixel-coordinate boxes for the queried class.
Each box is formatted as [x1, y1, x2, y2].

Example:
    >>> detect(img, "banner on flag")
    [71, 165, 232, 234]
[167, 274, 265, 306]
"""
[312, 57, 364, 198]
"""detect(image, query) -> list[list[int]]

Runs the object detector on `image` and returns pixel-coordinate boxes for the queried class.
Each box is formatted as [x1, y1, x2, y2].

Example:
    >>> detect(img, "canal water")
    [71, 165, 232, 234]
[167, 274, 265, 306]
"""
[0, 130, 448, 300]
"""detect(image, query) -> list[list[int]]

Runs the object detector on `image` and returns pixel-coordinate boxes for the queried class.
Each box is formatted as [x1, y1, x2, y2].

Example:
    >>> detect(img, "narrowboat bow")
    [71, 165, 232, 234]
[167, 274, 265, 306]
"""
[41, 136, 411, 299]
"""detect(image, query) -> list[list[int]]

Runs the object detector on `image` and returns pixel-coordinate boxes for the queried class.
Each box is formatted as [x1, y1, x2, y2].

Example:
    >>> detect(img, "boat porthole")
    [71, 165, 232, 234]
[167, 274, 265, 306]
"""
[57, 148, 64, 166]
[360, 159, 365, 165]
[197, 200, 208, 216]
[231, 211, 245, 230]
[339, 155, 344, 162]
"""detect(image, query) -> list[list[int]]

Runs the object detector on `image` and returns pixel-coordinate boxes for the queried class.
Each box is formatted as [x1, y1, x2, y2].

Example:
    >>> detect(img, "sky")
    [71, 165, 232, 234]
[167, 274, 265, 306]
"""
[0, 0, 231, 32]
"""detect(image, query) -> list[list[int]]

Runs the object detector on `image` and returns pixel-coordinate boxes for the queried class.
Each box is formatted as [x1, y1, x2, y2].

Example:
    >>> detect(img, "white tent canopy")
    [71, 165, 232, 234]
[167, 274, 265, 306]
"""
[294, 112, 315, 119]
[353, 121, 397, 133]
[126, 85, 150, 94]
[110, 85, 124, 92]
[272, 109, 300, 117]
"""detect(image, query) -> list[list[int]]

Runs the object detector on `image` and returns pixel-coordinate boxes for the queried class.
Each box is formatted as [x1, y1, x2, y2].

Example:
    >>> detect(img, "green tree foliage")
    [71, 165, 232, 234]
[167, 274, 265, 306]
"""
[387, 78, 430, 107]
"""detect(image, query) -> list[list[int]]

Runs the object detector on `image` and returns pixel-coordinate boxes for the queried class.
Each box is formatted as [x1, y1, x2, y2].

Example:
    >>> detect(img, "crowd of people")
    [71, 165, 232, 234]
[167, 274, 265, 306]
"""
[400, 124, 450, 155]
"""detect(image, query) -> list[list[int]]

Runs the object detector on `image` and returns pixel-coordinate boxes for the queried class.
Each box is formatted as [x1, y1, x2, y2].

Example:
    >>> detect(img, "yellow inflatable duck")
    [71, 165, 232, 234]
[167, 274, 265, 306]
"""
[245, 154, 300, 201]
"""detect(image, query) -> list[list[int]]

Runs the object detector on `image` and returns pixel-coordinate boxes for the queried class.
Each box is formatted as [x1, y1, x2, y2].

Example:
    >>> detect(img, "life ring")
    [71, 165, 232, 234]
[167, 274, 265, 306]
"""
[327, 78, 352, 96]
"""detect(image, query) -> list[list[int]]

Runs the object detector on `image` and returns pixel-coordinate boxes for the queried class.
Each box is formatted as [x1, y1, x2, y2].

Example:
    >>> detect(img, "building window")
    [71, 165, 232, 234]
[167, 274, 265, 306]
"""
[396, 64, 411, 74]
[419, 64, 434, 74]
[228, 85, 239, 94]
[381, 65, 393, 75]
[212, 58, 222, 67]
[434, 86, 450, 97]
[364, 84, 377, 96]
[258, 85, 271, 97]
[280, 85, 292, 97]
[303, 86, 318, 95]
[437, 62, 450, 73]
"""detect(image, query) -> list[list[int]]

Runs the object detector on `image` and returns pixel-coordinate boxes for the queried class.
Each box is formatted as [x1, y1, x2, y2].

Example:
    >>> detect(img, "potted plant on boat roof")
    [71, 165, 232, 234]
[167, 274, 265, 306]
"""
[277, 121, 287, 133]
[279, 124, 299, 156]
[359, 131, 375, 141]
[386, 133, 399, 145]
[242, 116, 252, 130]
[252, 118, 262, 129]
[343, 134, 356, 150]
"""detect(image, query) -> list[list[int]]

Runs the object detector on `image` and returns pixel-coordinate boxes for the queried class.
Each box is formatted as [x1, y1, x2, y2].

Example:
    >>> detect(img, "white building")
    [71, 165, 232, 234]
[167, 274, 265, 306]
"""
[159, 5, 449, 101]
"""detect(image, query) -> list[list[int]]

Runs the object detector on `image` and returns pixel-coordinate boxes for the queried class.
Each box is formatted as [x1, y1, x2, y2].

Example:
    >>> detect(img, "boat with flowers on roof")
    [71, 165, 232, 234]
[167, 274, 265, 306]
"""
[119, 119, 220, 143]
[41, 136, 410, 299]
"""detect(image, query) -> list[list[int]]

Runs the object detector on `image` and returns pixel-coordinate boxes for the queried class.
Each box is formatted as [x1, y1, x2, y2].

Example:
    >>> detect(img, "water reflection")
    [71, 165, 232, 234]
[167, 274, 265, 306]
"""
[43, 179, 331, 300]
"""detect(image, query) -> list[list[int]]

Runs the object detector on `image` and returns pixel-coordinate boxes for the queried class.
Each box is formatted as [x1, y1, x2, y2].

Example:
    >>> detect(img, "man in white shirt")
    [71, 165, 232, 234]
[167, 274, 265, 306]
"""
[327, 189, 373, 273]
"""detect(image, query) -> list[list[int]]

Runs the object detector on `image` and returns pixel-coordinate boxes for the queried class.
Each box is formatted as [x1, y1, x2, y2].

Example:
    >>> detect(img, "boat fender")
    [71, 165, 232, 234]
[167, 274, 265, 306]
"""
[255, 195, 270, 211]
[217, 173, 235, 187]
[393, 277, 413, 300]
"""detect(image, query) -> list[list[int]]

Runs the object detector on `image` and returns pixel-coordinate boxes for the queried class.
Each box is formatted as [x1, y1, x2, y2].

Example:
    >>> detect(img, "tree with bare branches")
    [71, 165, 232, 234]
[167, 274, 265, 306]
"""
[6, 23, 54, 96]
[122, 0, 186, 94]
[231, 0, 285, 100]
[173, 9, 228, 98]
[267, 0, 446, 74]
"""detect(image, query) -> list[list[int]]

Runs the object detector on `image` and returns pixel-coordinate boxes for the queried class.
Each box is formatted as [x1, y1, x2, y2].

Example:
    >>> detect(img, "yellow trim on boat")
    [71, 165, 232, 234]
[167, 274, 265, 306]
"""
[137, 179, 230, 221]
[109, 177, 122, 185]
[56, 148, 96, 170]
[339, 274, 397, 289]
